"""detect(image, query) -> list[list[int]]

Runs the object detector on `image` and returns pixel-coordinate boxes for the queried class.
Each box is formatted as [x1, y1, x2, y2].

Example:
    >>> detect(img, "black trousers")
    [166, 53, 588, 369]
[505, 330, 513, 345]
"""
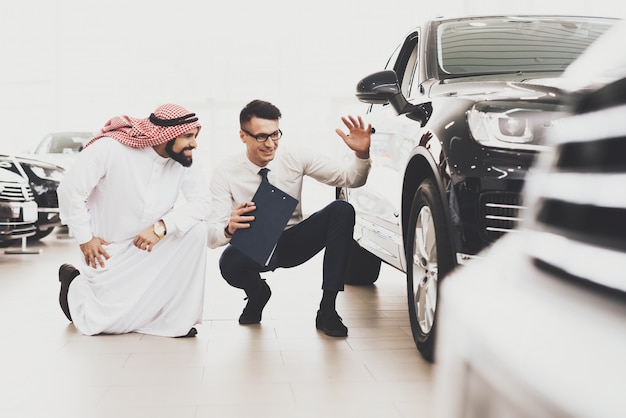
[219, 200, 355, 295]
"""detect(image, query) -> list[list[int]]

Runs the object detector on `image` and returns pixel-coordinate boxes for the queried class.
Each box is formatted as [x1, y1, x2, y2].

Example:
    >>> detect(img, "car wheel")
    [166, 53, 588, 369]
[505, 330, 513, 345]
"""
[406, 178, 454, 362]
[344, 239, 381, 286]
[30, 226, 55, 241]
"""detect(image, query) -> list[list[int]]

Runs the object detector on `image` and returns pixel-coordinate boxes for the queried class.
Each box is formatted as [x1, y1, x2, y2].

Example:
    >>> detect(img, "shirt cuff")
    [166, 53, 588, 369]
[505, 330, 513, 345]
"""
[72, 227, 94, 246]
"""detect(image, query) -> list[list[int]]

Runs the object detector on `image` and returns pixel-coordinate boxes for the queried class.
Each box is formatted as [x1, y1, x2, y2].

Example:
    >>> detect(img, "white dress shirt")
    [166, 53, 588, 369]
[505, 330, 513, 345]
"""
[208, 144, 371, 249]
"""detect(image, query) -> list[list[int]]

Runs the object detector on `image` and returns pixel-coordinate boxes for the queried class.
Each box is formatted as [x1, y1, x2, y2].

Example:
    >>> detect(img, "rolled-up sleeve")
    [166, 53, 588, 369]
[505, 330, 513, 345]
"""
[206, 166, 235, 249]
[299, 147, 372, 188]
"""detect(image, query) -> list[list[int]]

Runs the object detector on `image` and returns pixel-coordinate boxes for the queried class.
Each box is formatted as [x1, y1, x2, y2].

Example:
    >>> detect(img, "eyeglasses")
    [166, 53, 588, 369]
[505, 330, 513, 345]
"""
[242, 128, 282, 143]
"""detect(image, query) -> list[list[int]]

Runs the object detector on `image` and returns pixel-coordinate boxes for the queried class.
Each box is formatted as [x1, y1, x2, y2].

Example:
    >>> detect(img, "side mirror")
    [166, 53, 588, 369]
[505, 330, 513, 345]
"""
[356, 70, 432, 127]
[356, 70, 401, 104]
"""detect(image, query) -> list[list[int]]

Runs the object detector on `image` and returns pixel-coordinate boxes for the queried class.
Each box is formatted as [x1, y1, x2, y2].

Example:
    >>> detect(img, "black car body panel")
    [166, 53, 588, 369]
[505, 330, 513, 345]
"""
[341, 15, 618, 361]
[0, 154, 64, 239]
[0, 167, 38, 242]
[347, 15, 617, 267]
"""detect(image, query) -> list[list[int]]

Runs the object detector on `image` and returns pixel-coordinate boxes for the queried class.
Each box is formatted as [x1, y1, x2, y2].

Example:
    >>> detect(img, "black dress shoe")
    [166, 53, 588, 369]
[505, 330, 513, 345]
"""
[316, 309, 348, 337]
[176, 327, 198, 338]
[58, 264, 80, 321]
[239, 281, 272, 325]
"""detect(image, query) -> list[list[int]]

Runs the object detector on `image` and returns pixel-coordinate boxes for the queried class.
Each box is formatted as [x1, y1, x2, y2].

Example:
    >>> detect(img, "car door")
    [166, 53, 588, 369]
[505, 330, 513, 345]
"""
[348, 31, 421, 271]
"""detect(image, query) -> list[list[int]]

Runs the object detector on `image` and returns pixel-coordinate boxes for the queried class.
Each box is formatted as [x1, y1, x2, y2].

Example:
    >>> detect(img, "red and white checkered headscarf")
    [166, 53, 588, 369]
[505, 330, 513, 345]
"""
[84, 103, 202, 148]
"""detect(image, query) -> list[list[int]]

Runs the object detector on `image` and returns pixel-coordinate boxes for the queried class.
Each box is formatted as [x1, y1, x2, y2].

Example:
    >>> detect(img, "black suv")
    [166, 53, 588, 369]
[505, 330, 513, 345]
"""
[0, 166, 38, 243]
[340, 15, 617, 361]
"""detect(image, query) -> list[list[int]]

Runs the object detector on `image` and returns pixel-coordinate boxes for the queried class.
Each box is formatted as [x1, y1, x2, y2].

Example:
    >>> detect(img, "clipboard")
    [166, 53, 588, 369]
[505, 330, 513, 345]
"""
[230, 180, 298, 266]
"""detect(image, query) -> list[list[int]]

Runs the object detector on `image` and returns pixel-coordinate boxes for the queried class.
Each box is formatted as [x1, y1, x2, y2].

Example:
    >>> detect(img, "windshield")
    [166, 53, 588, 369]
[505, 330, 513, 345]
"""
[436, 16, 617, 79]
[35, 132, 92, 154]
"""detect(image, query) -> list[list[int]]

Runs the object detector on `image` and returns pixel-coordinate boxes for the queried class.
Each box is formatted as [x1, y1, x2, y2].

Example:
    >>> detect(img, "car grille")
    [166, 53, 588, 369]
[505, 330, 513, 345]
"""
[479, 192, 525, 240]
[35, 188, 59, 208]
[0, 183, 35, 202]
[522, 81, 626, 293]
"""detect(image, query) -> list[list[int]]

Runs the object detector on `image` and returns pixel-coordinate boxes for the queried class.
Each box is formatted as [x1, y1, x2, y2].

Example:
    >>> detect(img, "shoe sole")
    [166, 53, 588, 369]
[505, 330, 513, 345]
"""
[318, 328, 348, 337]
[315, 321, 348, 337]
[176, 327, 198, 338]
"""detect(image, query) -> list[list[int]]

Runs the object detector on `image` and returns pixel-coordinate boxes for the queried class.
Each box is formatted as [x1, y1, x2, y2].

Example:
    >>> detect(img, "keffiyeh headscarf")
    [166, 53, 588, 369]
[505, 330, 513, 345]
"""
[84, 103, 202, 148]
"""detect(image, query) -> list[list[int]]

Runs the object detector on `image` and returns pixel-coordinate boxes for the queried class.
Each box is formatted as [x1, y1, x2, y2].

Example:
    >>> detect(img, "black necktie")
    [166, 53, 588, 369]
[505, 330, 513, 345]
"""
[259, 168, 270, 183]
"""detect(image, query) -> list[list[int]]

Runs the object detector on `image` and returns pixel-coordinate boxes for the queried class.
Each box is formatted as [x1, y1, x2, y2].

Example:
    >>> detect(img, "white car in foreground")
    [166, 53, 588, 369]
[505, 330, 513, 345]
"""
[434, 20, 626, 418]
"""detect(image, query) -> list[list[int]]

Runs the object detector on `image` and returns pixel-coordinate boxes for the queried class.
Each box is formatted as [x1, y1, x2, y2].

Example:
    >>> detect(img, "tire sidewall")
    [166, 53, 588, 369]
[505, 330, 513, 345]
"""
[406, 178, 454, 361]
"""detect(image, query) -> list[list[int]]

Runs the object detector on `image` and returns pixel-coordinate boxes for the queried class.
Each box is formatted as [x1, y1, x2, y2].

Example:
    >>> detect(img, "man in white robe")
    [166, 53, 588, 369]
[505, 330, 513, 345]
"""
[57, 103, 211, 337]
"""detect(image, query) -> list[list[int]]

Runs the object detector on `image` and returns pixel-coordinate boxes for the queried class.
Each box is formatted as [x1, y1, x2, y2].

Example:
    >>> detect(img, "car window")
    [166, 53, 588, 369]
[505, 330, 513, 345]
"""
[369, 33, 420, 114]
[35, 133, 91, 154]
[406, 41, 421, 98]
[34, 136, 52, 154]
[49, 136, 84, 153]
[384, 43, 402, 71]
[436, 17, 614, 79]
[393, 32, 419, 97]
[368, 43, 404, 113]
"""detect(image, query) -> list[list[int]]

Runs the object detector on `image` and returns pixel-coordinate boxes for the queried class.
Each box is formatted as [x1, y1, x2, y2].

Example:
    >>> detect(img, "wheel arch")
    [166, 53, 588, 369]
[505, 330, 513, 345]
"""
[401, 149, 456, 264]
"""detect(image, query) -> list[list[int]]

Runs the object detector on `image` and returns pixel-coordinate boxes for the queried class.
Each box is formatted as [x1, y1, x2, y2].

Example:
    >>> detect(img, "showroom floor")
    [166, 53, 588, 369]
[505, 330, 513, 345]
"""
[0, 229, 435, 418]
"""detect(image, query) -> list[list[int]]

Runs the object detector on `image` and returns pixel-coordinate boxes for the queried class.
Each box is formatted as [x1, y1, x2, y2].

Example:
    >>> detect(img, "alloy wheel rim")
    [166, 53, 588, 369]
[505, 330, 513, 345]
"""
[412, 206, 438, 334]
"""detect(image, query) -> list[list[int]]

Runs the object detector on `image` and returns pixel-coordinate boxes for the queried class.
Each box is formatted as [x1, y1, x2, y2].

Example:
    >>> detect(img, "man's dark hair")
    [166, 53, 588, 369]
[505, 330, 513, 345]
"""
[240, 100, 281, 126]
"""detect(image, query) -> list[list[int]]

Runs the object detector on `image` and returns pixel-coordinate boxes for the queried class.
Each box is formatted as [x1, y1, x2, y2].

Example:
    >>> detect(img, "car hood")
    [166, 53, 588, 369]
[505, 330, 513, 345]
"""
[28, 153, 77, 171]
[0, 167, 27, 183]
[11, 154, 65, 171]
[428, 76, 568, 104]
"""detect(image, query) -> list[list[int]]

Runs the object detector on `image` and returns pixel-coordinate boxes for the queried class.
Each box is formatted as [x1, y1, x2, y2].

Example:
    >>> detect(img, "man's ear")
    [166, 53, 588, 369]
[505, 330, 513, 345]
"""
[239, 129, 246, 142]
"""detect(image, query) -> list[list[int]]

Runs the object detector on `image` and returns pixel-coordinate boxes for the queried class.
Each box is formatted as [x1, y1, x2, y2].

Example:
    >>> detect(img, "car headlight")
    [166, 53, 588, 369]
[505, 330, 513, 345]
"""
[467, 103, 562, 150]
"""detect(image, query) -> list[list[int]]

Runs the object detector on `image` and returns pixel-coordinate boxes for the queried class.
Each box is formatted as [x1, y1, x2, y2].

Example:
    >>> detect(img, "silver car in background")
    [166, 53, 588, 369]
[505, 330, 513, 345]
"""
[32, 131, 93, 170]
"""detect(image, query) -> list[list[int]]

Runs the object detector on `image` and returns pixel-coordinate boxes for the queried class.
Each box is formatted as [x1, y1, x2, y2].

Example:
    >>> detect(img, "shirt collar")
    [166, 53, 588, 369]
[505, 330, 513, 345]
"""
[242, 156, 274, 176]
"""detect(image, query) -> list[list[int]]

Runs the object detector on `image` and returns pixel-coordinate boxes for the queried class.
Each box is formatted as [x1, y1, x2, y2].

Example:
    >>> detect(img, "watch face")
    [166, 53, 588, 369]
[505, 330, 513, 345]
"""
[154, 222, 165, 236]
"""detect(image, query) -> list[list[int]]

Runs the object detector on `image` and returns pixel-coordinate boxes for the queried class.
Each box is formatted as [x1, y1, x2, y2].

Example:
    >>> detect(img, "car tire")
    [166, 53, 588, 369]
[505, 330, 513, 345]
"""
[30, 226, 55, 241]
[344, 239, 381, 286]
[406, 178, 454, 362]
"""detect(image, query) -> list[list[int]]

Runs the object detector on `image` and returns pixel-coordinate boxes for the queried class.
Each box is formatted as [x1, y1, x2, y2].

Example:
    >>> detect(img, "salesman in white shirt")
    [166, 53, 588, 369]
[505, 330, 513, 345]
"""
[57, 103, 211, 338]
[208, 99, 371, 337]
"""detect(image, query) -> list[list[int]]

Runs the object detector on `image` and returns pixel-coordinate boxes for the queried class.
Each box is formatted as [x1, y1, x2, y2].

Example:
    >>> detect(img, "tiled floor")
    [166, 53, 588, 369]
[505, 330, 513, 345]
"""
[0, 229, 435, 418]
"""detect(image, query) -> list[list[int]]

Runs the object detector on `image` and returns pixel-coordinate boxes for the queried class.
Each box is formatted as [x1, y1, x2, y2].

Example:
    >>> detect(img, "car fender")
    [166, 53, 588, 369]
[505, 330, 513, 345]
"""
[400, 134, 458, 269]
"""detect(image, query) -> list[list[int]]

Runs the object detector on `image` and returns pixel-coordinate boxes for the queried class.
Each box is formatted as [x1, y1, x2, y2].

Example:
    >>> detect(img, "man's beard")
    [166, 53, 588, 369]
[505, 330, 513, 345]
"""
[165, 139, 193, 167]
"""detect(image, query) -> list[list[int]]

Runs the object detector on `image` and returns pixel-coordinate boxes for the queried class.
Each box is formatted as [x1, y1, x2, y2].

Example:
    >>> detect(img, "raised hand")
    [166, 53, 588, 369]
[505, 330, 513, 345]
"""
[335, 115, 372, 159]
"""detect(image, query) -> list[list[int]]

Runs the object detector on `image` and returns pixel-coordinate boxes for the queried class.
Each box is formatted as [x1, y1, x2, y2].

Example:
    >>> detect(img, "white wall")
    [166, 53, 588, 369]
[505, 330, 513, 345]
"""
[1, 0, 625, 167]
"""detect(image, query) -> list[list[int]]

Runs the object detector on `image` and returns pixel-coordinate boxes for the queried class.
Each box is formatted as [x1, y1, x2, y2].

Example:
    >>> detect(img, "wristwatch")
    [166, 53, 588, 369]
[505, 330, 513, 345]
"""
[153, 220, 166, 239]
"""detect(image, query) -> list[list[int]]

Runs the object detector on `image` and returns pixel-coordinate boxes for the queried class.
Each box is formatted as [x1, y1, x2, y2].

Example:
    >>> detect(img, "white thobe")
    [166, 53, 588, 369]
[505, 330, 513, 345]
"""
[57, 137, 211, 337]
